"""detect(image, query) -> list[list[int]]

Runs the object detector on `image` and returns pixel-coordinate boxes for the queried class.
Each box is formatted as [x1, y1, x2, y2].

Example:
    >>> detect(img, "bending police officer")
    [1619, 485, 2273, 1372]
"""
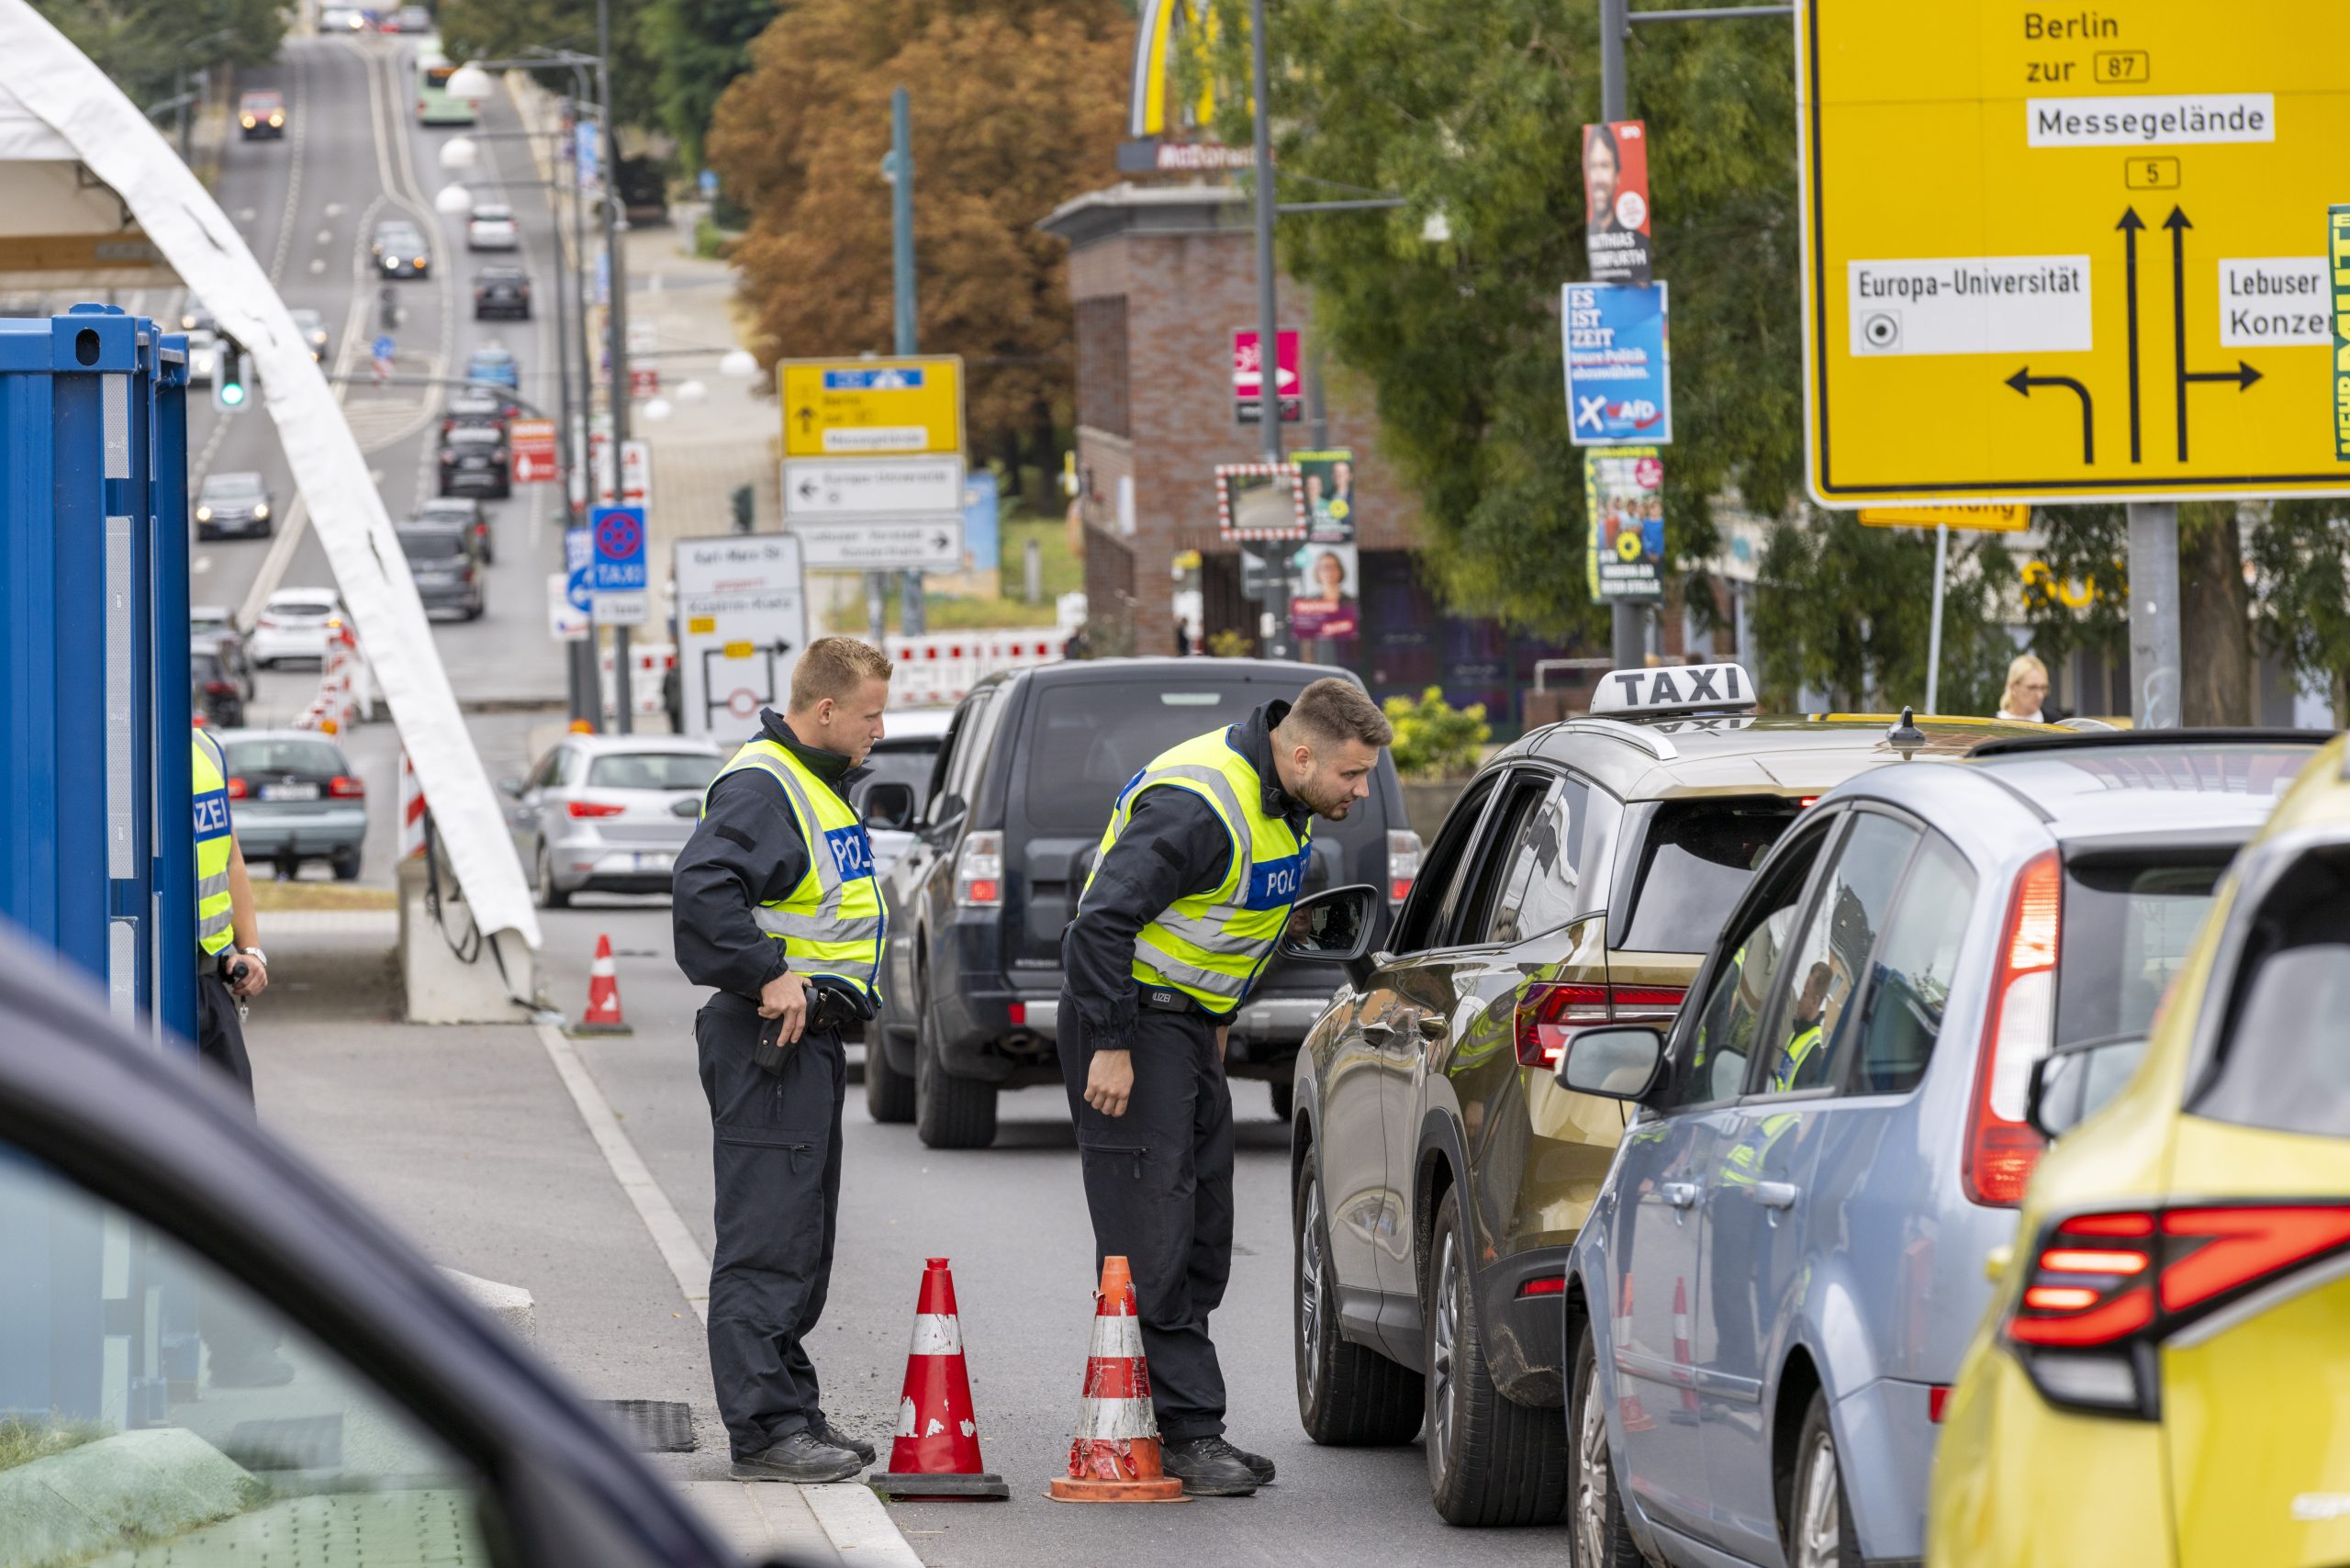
[1060, 678, 1395, 1496]
[672, 637, 894, 1483]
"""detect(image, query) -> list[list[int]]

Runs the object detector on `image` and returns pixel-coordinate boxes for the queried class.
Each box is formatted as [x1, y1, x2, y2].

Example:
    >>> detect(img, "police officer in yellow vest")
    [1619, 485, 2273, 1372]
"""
[672, 637, 893, 1484]
[192, 726, 270, 1097]
[1061, 678, 1395, 1497]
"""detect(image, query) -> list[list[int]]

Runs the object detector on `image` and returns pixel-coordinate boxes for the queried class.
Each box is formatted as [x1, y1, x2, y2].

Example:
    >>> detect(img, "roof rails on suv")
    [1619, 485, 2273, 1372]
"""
[1967, 727, 2336, 760]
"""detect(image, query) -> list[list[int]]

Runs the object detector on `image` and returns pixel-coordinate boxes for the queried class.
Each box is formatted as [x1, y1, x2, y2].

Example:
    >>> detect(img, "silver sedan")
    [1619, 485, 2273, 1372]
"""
[501, 734, 723, 907]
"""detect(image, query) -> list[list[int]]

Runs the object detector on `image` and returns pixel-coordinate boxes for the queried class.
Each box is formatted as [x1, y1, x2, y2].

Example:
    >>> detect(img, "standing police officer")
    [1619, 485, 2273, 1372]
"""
[1060, 678, 1394, 1496]
[192, 725, 270, 1098]
[672, 636, 894, 1483]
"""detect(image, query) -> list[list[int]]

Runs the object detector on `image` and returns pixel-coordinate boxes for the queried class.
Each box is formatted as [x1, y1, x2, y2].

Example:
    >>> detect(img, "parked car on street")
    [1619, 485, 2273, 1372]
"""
[394, 521, 485, 622]
[868, 657, 1416, 1147]
[465, 203, 520, 252]
[473, 266, 532, 320]
[248, 588, 346, 668]
[386, 4, 432, 30]
[290, 307, 330, 363]
[1930, 734, 2350, 1568]
[191, 622, 256, 702]
[464, 343, 519, 390]
[438, 423, 510, 498]
[500, 735, 724, 906]
[414, 495, 494, 565]
[237, 89, 285, 140]
[1557, 728, 2322, 1568]
[194, 470, 274, 541]
[191, 644, 245, 729]
[213, 729, 368, 880]
[371, 220, 430, 278]
[0, 928, 766, 1568]
[180, 296, 215, 334]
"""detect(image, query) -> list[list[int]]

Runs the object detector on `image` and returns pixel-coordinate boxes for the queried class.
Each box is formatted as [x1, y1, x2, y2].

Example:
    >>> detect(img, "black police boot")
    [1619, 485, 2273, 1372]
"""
[1159, 1435, 1260, 1496]
[731, 1430, 864, 1484]
[815, 1420, 877, 1466]
[1196, 1435, 1276, 1485]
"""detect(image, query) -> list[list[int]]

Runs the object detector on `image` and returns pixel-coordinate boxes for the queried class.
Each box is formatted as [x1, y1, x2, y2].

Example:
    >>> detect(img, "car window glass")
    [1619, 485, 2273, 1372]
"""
[1440, 776, 1545, 948]
[1661, 822, 1834, 1110]
[397, 532, 465, 561]
[1853, 834, 1976, 1094]
[1756, 812, 1921, 1098]
[586, 753, 721, 791]
[2056, 858, 2228, 1048]
[855, 738, 942, 813]
[529, 748, 561, 790]
[1018, 683, 1264, 837]
[0, 1146, 497, 1566]
[1492, 776, 1592, 945]
[2197, 846, 2350, 1138]
[1619, 797, 1804, 954]
[923, 707, 968, 823]
[557, 749, 587, 788]
[223, 740, 345, 777]
[945, 692, 1000, 816]
[1391, 778, 1495, 955]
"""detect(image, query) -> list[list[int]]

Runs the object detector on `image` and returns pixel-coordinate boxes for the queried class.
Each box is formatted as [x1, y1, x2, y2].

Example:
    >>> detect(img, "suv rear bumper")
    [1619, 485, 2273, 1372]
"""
[923, 973, 1334, 1087]
[1483, 1246, 1575, 1408]
[1015, 993, 1326, 1048]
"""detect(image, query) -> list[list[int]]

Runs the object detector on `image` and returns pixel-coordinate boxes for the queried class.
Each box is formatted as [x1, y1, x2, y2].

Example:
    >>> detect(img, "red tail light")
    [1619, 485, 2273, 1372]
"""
[226, 777, 248, 799]
[567, 801, 624, 818]
[329, 775, 365, 799]
[1514, 981, 1686, 1069]
[204, 680, 237, 696]
[1964, 851, 2060, 1206]
[255, 614, 282, 629]
[1387, 829, 1423, 906]
[1516, 1274, 1567, 1298]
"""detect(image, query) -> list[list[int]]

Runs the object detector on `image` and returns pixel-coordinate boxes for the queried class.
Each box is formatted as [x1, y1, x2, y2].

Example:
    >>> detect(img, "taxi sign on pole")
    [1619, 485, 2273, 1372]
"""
[1799, 1, 2350, 505]
[779, 354, 965, 458]
[1856, 504, 2031, 532]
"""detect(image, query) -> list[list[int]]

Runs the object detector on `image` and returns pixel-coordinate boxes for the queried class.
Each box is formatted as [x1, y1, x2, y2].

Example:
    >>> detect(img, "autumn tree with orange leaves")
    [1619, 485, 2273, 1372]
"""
[708, 0, 1131, 495]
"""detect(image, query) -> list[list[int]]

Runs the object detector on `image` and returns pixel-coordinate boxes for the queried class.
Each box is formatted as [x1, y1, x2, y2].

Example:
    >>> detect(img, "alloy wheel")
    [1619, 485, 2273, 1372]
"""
[1795, 1430, 1841, 1568]
[1299, 1174, 1327, 1391]
[1575, 1361, 1609, 1564]
[1429, 1229, 1460, 1474]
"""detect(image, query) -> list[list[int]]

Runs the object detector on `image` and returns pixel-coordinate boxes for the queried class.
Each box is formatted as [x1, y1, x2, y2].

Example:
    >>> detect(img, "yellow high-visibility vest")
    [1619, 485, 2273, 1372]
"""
[1085, 727, 1310, 1014]
[193, 730, 235, 956]
[704, 736, 886, 1004]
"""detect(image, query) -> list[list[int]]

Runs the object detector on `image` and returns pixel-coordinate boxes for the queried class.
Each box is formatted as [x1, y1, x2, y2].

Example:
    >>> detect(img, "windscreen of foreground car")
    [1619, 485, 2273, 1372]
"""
[2056, 856, 2232, 1048]
[1021, 684, 1267, 836]
[1618, 797, 1802, 954]
[587, 752, 722, 790]
[225, 739, 346, 778]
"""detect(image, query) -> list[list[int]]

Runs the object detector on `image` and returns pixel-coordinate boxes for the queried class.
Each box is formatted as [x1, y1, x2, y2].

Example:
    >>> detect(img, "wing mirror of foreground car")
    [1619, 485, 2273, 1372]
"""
[861, 781, 917, 832]
[1556, 1025, 1668, 1102]
[1278, 883, 1382, 988]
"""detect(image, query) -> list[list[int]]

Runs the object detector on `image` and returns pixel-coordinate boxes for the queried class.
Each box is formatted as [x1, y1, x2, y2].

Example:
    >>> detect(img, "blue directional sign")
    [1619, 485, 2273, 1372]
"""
[698, 167, 719, 200]
[823, 366, 925, 390]
[372, 334, 395, 362]
[565, 525, 594, 613]
[590, 505, 646, 590]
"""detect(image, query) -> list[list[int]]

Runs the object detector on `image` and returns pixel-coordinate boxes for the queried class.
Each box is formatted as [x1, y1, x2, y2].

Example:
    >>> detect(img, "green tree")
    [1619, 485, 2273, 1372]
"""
[638, 0, 775, 172]
[1205, 0, 1799, 639]
[2253, 500, 2350, 713]
[37, 0, 284, 110]
[435, 0, 662, 131]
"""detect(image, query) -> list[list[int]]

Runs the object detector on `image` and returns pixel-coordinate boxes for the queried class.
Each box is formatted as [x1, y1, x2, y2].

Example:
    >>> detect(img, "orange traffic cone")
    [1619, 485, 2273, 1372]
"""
[570, 935, 632, 1036]
[871, 1259, 1009, 1499]
[1615, 1273, 1654, 1433]
[1047, 1256, 1186, 1503]
[1672, 1275, 1698, 1417]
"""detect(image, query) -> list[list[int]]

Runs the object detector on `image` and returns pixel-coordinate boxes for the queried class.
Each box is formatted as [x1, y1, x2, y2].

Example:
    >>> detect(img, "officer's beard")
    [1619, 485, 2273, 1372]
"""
[1296, 771, 1358, 821]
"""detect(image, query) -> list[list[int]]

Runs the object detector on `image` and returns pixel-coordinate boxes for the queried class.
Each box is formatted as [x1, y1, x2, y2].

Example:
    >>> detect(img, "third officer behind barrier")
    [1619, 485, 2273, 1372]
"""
[1059, 677, 1395, 1497]
[672, 636, 894, 1484]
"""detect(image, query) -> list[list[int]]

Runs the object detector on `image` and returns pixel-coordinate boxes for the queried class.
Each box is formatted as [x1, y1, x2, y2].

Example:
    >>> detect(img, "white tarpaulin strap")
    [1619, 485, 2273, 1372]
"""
[0, 3, 542, 958]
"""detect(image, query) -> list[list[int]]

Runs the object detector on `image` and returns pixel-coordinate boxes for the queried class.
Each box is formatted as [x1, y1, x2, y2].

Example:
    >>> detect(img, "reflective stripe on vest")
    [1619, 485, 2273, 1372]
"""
[1773, 1024, 1822, 1093]
[1083, 726, 1309, 1013]
[705, 737, 886, 1002]
[193, 731, 235, 955]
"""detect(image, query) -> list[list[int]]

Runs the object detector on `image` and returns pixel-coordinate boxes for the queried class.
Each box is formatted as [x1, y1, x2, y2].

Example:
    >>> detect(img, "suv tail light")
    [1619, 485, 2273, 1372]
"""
[1514, 981, 1686, 1069]
[567, 801, 624, 819]
[955, 830, 1004, 907]
[204, 679, 237, 696]
[329, 775, 366, 799]
[254, 614, 281, 630]
[2004, 1204, 2350, 1417]
[1386, 829, 1422, 905]
[1964, 850, 2059, 1207]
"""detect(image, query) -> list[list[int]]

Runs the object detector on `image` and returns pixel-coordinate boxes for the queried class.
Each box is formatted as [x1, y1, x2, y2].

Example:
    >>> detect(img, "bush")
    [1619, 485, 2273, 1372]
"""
[1383, 687, 1490, 779]
[1206, 628, 1256, 658]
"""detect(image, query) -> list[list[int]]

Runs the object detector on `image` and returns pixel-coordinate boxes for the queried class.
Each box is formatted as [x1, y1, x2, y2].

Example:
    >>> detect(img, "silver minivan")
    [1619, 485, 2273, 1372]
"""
[1558, 730, 2322, 1568]
[501, 734, 722, 907]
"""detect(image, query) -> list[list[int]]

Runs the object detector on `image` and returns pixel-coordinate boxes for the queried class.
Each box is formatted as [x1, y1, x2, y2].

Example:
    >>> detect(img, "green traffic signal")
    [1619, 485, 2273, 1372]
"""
[212, 340, 248, 412]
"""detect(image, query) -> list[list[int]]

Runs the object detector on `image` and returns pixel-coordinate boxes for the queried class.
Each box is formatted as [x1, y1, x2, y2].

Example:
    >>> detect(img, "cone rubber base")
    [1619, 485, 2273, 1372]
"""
[873, 1472, 1011, 1500]
[1046, 1476, 1187, 1503]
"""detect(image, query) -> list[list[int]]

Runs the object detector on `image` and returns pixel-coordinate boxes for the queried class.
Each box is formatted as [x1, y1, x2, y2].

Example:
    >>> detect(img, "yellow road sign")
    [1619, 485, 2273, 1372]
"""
[1799, 1, 2350, 505]
[1857, 503, 2030, 532]
[778, 354, 964, 459]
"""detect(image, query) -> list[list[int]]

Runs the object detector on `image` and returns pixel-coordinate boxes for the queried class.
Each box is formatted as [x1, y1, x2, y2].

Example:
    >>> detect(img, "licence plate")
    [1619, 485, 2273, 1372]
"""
[632, 851, 674, 871]
[461, 456, 487, 468]
[261, 782, 320, 801]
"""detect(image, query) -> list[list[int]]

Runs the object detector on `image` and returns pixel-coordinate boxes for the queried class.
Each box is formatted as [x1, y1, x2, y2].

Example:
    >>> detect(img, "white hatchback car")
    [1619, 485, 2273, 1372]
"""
[249, 588, 347, 668]
[465, 204, 520, 252]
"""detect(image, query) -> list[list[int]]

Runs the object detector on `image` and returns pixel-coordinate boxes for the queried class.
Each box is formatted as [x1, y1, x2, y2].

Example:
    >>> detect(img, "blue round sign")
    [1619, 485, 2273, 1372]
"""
[372, 335, 395, 360]
[596, 510, 642, 561]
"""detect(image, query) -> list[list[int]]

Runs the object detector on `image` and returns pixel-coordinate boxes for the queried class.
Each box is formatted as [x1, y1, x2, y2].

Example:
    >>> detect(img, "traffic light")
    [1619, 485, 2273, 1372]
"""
[212, 338, 249, 412]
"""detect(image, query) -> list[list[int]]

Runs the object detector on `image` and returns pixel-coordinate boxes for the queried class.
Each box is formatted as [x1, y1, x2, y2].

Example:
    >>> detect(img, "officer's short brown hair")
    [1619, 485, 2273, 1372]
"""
[1288, 677, 1393, 749]
[789, 636, 894, 710]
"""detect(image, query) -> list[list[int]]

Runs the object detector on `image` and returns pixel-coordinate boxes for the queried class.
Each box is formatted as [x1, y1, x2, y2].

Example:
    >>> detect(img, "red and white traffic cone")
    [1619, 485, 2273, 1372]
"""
[1672, 1275, 1697, 1417]
[1616, 1273, 1654, 1433]
[570, 935, 632, 1035]
[871, 1258, 1009, 1499]
[1048, 1255, 1185, 1503]
[398, 752, 427, 861]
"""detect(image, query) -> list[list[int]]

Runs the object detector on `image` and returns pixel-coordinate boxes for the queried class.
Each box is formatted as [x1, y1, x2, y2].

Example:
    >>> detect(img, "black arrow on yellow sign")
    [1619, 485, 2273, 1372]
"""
[2165, 207, 2264, 462]
[2117, 207, 2145, 462]
[2006, 367, 2094, 465]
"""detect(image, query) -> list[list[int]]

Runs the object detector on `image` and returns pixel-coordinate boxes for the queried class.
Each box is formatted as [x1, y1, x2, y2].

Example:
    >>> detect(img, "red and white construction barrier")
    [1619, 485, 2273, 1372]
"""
[599, 643, 673, 722]
[399, 750, 427, 859]
[293, 623, 372, 735]
[886, 630, 1063, 708]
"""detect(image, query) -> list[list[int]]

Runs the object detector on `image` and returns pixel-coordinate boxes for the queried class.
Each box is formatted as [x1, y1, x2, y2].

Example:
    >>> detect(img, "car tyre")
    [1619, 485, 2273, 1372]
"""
[330, 850, 362, 882]
[913, 993, 996, 1149]
[1786, 1393, 1862, 1568]
[1270, 1079, 1295, 1124]
[863, 1028, 916, 1124]
[1293, 1154, 1421, 1446]
[1425, 1186, 1569, 1526]
[533, 843, 570, 910]
[1569, 1319, 1643, 1568]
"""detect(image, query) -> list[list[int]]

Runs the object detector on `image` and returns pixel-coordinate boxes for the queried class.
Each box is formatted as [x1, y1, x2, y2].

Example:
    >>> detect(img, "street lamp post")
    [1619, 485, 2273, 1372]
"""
[1248, 0, 1292, 661]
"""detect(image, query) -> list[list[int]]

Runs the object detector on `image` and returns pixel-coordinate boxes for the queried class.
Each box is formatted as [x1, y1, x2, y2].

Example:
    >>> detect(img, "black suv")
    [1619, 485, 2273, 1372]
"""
[474, 267, 532, 320]
[867, 658, 1418, 1148]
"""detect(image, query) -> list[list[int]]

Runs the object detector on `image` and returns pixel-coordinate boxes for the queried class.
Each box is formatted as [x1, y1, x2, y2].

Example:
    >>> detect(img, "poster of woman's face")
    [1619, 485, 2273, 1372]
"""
[1290, 543, 1360, 639]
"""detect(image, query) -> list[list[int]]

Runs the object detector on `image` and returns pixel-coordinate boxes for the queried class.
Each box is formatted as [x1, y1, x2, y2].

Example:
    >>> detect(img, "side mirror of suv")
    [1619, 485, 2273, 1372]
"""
[1277, 885, 1380, 984]
[1557, 1025, 1667, 1102]
[862, 782, 917, 832]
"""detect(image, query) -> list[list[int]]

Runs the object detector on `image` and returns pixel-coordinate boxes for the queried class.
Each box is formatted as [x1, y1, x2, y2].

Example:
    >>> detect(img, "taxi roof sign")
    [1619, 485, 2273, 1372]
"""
[1592, 662, 1758, 718]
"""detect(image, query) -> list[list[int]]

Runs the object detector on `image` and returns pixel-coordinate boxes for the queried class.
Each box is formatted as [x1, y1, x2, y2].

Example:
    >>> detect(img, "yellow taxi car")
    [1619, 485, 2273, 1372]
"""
[1930, 734, 2350, 1568]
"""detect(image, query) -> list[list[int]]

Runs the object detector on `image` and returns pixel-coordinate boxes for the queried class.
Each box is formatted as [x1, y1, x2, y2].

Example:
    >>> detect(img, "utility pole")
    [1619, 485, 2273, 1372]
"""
[1597, 0, 1643, 673]
[2127, 503, 2180, 727]
[1248, 0, 1292, 659]
[890, 85, 924, 639]
[598, 0, 632, 733]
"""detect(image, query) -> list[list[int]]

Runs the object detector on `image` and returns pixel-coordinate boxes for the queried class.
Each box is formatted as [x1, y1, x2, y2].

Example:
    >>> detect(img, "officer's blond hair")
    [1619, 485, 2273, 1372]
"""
[1287, 678, 1393, 749]
[789, 637, 894, 710]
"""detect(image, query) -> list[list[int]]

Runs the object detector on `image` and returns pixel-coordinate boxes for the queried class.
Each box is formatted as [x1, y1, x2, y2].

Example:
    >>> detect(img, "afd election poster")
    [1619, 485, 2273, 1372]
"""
[1582, 120, 1652, 284]
[1584, 447, 1665, 604]
[1562, 282, 1672, 446]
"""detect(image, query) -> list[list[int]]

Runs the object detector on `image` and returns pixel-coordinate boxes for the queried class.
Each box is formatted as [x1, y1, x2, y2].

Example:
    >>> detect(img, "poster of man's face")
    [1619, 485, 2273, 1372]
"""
[1582, 120, 1653, 284]
[1292, 449, 1357, 543]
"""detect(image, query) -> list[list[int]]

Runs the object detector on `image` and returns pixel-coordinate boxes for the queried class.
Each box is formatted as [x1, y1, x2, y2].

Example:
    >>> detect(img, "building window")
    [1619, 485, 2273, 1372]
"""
[1075, 297, 1131, 438]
